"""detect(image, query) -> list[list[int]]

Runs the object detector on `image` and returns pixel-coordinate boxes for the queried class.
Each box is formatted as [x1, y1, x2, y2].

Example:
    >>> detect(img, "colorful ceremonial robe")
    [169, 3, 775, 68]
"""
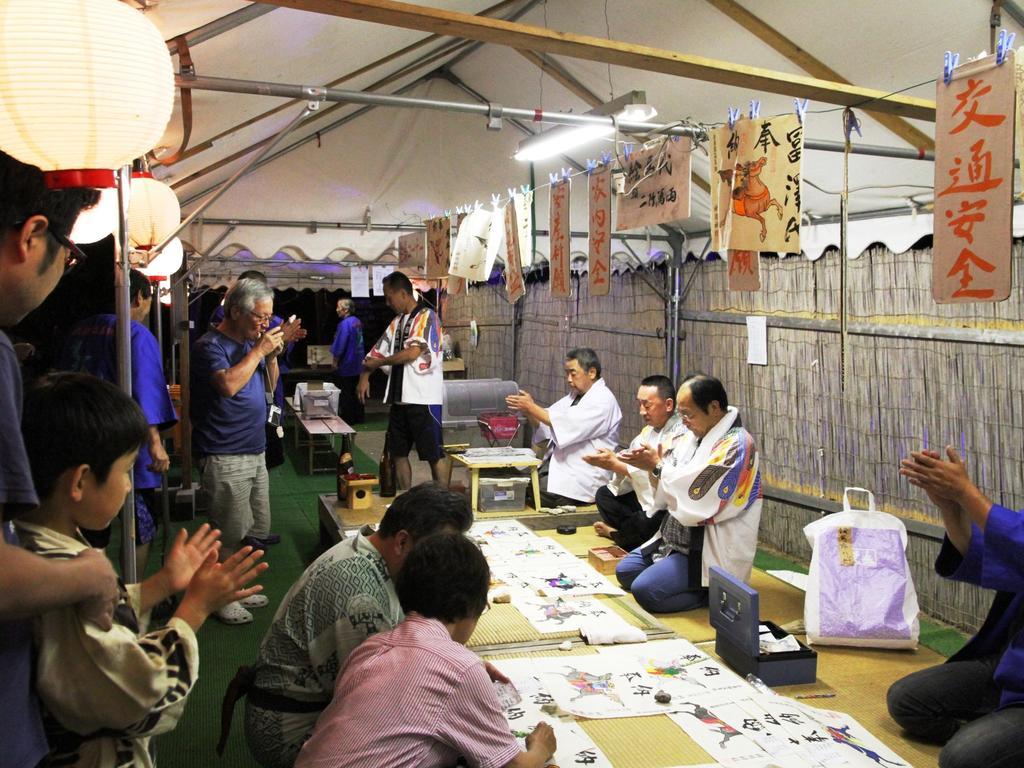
[607, 413, 688, 513]
[653, 406, 763, 586]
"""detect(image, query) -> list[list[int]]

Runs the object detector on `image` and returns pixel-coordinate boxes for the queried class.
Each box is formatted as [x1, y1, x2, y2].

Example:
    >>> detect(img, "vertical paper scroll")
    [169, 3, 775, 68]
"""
[503, 201, 526, 303]
[934, 52, 1014, 303]
[398, 231, 425, 276]
[549, 179, 571, 297]
[449, 208, 491, 280]
[425, 215, 452, 279]
[588, 166, 612, 296]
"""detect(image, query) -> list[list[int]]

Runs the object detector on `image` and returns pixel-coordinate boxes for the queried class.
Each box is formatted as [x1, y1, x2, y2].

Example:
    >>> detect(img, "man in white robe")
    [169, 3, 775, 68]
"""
[583, 375, 687, 550]
[616, 375, 762, 613]
[506, 347, 621, 507]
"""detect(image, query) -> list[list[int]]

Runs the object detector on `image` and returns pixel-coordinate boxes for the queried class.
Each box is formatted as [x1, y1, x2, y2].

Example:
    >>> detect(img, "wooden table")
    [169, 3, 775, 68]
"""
[448, 451, 542, 514]
[292, 409, 356, 474]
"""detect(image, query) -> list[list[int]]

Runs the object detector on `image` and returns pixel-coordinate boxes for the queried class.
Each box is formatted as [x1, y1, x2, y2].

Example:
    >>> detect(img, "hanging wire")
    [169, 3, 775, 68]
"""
[604, 0, 615, 101]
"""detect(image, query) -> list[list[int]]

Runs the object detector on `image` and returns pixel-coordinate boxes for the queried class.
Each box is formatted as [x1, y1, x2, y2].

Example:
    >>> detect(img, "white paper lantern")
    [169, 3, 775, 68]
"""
[0, 0, 174, 171]
[141, 237, 183, 279]
[70, 187, 119, 244]
[128, 173, 180, 250]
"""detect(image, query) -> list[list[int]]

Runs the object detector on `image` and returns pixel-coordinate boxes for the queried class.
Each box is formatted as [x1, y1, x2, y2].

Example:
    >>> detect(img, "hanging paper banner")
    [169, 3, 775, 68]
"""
[449, 207, 491, 280]
[549, 179, 571, 297]
[397, 231, 425, 277]
[483, 206, 505, 277]
[588, 165, 612, 296]
[720, 114, 803, 253]
[1016, 56, 1024, 198]
[514, 190, 533, 268]
[503, 202, 526, 303]
[934, 52, 1014, 303]
[615, 137, 692, 231]
[727, 249, 761, 291]
[447, 212, 467, 296]
[709, 126, 736, 252]
[425, 215, 452, 279]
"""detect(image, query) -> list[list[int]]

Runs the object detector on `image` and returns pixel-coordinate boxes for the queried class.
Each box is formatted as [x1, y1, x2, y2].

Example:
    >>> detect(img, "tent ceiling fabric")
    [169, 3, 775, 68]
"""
[143, 0, 1024, 286]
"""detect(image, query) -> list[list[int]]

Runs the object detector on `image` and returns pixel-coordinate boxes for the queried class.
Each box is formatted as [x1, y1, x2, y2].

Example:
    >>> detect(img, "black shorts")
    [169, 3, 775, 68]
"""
[387, 403, 444, 462]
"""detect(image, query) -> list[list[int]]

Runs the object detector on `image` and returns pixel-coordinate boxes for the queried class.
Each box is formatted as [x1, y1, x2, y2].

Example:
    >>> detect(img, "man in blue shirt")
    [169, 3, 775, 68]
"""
[0, 149, 119, 768]
[890, 447, 1024, 768]
[192, 278, 283, 625]
[59, 268, 178, 576]
[330, 297, 364, 425]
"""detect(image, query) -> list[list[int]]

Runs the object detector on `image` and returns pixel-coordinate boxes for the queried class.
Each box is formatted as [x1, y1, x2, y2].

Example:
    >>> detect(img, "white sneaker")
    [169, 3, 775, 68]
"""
[215, 601, 253, 625]
[240, 594, 269, 609]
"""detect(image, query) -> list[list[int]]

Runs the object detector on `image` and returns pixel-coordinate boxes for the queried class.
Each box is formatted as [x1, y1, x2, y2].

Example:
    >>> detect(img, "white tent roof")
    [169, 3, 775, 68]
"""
[140, 0, 1024, 286]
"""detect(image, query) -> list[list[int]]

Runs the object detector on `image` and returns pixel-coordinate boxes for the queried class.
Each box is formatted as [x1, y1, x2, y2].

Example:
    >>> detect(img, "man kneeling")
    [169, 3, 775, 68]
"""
[616, 375, 763, 613]
[297, 533, 556, 768]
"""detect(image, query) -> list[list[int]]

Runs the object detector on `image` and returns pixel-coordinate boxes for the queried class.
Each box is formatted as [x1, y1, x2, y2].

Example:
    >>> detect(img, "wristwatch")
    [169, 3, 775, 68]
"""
[651, 463, 663, 478]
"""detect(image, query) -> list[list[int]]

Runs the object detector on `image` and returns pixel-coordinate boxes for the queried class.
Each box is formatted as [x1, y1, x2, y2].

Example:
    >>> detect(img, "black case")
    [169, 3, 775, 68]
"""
[709, 566, 817, 687]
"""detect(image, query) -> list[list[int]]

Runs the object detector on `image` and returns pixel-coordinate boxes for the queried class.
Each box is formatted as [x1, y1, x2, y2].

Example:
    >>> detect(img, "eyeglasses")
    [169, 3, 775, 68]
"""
[49, 229, 88, 271]
[249, 311, 273, 324]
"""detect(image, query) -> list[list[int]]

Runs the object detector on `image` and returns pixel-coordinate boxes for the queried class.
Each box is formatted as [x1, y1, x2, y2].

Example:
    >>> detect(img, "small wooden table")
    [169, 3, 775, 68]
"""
[448, 451, 542, 514]
[294, 412, 356, 474]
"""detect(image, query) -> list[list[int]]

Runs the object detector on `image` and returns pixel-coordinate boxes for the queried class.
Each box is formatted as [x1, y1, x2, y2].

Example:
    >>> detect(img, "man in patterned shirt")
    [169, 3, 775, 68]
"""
[244, 483, 473, 768]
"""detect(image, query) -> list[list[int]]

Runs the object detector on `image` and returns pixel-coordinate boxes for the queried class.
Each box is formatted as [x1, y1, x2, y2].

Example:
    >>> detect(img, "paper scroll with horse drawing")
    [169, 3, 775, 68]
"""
[713, 115, 804, 253]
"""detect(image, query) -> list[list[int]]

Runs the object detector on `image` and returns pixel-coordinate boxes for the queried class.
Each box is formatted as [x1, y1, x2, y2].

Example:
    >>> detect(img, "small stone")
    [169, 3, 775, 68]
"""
[654, 690, 672, 704]
[491, 588, 512, 604]
[541, 703, 559, 716]
[558, 640, 574, 651]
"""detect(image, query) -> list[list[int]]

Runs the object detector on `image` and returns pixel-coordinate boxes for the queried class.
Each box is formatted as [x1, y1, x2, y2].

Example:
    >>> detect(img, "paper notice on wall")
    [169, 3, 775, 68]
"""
[589, 165, 612, 296]
[349, 265, 370, 298]
[449, 207, 491, 280]
[425, 215, 451, 279]
[371, 265, 394, 295]
[747, 315, 767, 365]
[934, 51, 1014, 303]
[397, 231, 425, 276]
[549, 179, 571, 297]
[616, 137, 692, 231]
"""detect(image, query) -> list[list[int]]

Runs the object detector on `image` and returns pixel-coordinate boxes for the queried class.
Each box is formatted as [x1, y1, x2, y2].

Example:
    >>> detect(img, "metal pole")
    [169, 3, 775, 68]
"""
[172, 225, 236, 288]
[178, 73, 939, 163]
[115, 165, 138, 584]
[153, 103, 318, 255]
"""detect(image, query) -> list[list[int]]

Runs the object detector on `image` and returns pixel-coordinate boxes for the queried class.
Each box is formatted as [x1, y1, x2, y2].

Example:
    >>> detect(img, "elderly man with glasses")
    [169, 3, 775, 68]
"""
[191, 277, 284, 624]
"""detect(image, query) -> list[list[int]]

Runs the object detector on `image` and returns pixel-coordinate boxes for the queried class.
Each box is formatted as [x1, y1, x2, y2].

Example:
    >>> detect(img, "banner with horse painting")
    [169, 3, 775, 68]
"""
[713, 115, 804, 253]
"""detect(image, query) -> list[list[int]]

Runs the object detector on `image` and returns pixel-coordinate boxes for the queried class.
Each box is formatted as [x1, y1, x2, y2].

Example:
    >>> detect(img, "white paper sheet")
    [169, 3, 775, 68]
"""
[747, 315, 768, 365]
[371, 264, 394, 295]
[349, 265, 370, 298]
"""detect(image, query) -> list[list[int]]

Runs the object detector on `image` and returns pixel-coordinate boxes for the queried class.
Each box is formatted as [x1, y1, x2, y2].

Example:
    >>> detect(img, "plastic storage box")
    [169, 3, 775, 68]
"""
[709, 566, 817, 687]
[478, 476, 530, 512]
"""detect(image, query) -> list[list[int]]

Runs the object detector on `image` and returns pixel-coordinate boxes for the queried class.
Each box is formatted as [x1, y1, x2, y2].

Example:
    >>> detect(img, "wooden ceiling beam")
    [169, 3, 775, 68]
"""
[704, 0, 933, 151]
[260, 0, 936, 121]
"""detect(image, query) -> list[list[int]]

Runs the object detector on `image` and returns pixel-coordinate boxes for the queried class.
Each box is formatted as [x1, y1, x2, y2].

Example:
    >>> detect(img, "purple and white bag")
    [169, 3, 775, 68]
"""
[803, 487, 920, 649]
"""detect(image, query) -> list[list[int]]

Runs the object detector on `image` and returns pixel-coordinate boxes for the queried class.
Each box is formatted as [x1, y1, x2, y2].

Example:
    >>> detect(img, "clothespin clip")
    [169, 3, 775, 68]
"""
[549, 171, 560, 185]
[443, 209, 452, 218]
[520, 184, 531, 196]
[749, 100, 761, 120]
[600, 150, 613, 166]
[561, 167, 572, 182]
[842, 108, 862, 141]
[491, 193, 502, 209]
[585, 158, 598, 175]
[623, 143, 635, 160]
[454, 204, 465, 215]
[507, 187, 518, 200]
[727, 107, 740, 130]
[794, 98, 809, 125]
[943, 51, 960, 85]
[997, 29, 1015, 65]
[473, 199, 482, 211]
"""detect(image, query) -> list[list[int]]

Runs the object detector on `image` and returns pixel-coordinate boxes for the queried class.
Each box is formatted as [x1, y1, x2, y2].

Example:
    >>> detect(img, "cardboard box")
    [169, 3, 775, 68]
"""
[588, 545, 628, 575]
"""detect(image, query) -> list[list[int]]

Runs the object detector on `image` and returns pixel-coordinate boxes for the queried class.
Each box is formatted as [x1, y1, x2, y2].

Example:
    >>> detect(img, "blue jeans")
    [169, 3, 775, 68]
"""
[616, 546, 708, 614]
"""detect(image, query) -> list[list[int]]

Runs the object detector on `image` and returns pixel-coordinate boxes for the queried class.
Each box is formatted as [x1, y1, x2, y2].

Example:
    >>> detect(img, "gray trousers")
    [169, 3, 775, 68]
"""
[200, 453, 271, 555]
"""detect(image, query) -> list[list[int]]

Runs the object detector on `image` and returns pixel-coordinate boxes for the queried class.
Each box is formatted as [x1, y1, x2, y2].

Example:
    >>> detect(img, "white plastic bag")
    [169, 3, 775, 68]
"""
[803, 487, 920, 648]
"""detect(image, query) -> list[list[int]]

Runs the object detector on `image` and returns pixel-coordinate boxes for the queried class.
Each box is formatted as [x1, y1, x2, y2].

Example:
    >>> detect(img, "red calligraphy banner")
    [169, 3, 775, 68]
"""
[934, 52, 1014, 303]
[615, 138, 691, 231]
[549, 179, 571, 297]
[425, 215, 451, 279]
[589, 166, 612, 297]
[503, 202, 525, 303]
[727, 249, 761, 291]
[397, 231, 425, 277]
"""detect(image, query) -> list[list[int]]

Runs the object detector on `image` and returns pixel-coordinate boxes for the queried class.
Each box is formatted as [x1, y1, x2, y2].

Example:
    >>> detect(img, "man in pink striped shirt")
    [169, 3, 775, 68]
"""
[297, 533, 556, 768]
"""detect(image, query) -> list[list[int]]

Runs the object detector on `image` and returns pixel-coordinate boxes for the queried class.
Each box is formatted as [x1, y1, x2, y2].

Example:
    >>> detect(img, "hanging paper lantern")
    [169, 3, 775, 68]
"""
[128, 172, 180, 250]
[0, 0, 174, 172]
[141, 237, 183, 279]
[69, 187, 119, 244]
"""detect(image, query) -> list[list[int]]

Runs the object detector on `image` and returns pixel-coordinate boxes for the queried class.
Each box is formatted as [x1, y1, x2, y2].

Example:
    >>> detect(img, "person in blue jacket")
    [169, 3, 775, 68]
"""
[330, 297, 364, 425]
[890, 446, 1024, 768]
